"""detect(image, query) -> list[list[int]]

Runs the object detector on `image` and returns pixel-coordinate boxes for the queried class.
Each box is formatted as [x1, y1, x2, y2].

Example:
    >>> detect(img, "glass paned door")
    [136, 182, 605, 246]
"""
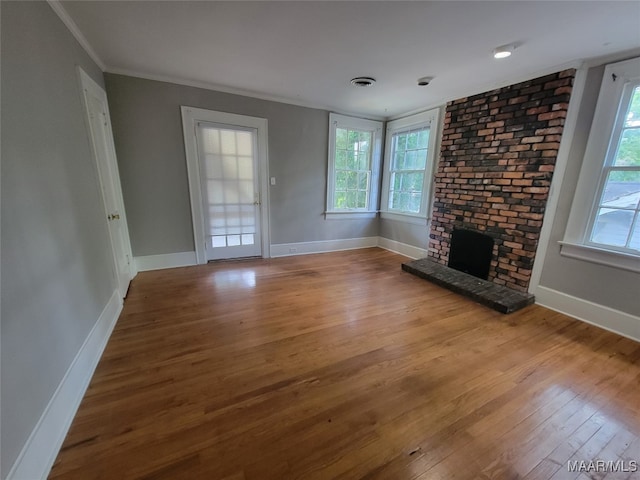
[196, 122, 262, 260]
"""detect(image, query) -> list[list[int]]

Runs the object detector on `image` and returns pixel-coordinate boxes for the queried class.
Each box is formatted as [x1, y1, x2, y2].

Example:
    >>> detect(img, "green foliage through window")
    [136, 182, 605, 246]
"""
[333, 127, 372, 210]
[388, 127, 429, 213]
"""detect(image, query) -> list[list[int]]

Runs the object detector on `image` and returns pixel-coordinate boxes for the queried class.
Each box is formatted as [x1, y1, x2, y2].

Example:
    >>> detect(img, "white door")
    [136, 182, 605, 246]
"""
[196, 122, 262, 260]
[79, 68, 133, 298]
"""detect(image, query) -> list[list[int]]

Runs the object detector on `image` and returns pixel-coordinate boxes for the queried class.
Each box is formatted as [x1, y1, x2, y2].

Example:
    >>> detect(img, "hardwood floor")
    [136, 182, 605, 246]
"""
[50, 248, 640, 480]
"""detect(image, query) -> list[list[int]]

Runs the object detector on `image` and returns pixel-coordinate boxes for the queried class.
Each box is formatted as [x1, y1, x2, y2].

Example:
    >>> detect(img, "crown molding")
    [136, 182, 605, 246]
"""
[46, 0, 106, 71]
[105, 67, 386, 122]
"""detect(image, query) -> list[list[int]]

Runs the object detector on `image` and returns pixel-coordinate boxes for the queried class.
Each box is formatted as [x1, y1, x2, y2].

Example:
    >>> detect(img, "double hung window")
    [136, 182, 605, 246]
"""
[381, 109, 440, 222]
[562, 56, 640, 272]
[326, 113, 382, 216]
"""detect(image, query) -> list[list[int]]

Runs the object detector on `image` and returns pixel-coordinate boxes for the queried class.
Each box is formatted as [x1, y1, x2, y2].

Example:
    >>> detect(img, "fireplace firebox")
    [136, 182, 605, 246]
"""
[448, 229, 494, 280]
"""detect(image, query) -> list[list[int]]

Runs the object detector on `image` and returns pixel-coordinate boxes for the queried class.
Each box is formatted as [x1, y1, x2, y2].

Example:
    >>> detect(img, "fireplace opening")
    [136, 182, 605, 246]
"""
[448, 228, 494, 280]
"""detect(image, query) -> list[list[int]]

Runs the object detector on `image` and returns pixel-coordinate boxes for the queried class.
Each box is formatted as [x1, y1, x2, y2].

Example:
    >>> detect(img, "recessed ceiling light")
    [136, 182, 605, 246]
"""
[350, 77, 376, 87]
[493, 44, 515, 59]
[417, 76, 434, 86]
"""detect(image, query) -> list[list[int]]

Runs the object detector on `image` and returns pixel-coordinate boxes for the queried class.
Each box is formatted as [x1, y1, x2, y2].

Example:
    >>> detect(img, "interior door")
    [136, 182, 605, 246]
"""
[196, 122, 262, 260]
[79, 68, 133, 297]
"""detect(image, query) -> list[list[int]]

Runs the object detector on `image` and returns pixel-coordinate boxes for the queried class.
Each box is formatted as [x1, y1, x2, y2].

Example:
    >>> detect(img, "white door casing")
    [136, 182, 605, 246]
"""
[78, 67, 134, 297]
[181, 107, 271, 264]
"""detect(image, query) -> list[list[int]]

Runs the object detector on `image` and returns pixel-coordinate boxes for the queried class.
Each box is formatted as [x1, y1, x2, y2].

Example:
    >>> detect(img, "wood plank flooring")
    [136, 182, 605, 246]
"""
[49, 248, 640, 479]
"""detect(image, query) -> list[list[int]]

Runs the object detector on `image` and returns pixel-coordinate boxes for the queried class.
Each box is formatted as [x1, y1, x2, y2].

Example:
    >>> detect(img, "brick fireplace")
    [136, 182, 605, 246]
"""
[428, 69, 575, 292]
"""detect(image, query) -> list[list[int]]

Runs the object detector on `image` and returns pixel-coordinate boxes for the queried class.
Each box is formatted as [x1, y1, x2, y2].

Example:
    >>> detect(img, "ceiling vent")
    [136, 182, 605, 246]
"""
[350, 77, 376, 87]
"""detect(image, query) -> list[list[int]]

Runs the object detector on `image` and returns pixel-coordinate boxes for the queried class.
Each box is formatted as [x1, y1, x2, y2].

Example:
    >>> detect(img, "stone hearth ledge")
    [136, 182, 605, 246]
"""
[402, 258, 535, 314]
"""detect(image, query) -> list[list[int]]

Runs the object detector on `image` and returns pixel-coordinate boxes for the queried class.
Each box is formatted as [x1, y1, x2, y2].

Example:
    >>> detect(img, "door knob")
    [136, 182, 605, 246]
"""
[108, 214, 120, 220]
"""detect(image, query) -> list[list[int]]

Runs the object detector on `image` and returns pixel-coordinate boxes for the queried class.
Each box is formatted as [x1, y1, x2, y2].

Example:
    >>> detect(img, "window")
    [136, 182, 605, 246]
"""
[381, 109, 440, 223]
[561, 56, 640, 272]
[326, 113, 382, 217]
[588, 83, 640, 250]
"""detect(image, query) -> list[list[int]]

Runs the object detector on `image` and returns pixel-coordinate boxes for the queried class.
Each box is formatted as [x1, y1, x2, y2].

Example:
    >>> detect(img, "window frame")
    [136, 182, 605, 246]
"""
[561, 56, 640, 272]
[380, 109, 441, 224]
[325, 113, 383, 218]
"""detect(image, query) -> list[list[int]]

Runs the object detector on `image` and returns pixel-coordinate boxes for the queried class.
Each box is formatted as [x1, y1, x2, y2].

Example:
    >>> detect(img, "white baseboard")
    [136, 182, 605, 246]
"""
[134, 251, 197, 271]
[270, 237, 378, 257]
[377, 237, 429, 259]
[7, 290, 123, 480]
[535, 286, 640, 343]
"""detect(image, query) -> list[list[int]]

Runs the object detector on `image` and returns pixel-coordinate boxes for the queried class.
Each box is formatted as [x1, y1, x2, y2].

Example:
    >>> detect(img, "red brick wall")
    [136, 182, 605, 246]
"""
[428, 69, 575, 292]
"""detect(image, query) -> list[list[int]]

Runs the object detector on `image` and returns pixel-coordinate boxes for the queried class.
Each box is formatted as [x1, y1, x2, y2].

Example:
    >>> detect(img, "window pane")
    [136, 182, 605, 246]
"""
[241, 234, 255, 245]
[613, 128, 640, 166]
[392, 172, 401, 191]
[405, 150, 418, 169]
[600, 170, 640, 207]
[356, 191, 367, 209]
[335, 192, 347, 209]
[409, 193, 422, 213]
[358, 172, 368, 190]
[407, 132, 419, 149]
[406, 172, 424, 191]
[336, 171, 348, 190]
[625, 86, 640, 128]
[212, 236, 226, 248]
[346, 191, 357, 208]
[236, 131, 253, 156]
[347, 151, 357, 169]
[348, 130, 359, 150]
[396, 134, 407, 151]
[336, 150, 348, 169]
[346, 171, 358, 189]
[220, 130, 237, 154]
[358, 152, 370, 170]
[393, 151, 405, 170]
[591, 208, 634, 247]
[417, 129, 430, 148]
[336, 128, 348, 150]
[358, 131, 371, 151]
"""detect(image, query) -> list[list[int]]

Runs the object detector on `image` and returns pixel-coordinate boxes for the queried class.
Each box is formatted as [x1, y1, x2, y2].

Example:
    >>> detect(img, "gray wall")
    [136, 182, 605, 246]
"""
[538, 63, 640, 316]
[105, 74, 378, 256]
[379, 218, 430, 250]
[1, 2, 115, 476]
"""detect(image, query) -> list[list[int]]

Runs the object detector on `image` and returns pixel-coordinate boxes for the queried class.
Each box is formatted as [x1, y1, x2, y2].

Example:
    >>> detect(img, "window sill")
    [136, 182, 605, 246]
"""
[558, 241, 640, 273]
[379, 211, 428, 225]
[324, 211, 378, 220]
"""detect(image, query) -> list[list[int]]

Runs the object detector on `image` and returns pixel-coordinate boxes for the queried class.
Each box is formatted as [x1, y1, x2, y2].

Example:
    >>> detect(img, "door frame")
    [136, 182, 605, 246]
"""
[181, 106, 271, 264]
[77, 67, 134, 297]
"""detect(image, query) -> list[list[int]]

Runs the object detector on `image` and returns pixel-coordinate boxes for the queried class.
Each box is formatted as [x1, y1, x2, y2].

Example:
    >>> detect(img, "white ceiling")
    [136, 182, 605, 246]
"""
[59, 1, 640, 119]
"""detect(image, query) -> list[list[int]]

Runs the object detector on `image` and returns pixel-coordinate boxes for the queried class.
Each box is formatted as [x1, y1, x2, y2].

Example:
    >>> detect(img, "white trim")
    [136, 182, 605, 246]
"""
[535, 286, 640, 343]
[324, 211, 378, 220]
[563, 57, 640, 248]
[6, 290, 122, 480]
[107, 68, 386, 122]
[528, 67, 589, 294]
[326, 113, 384, 214]
[270, 237, 378, 257]
[377, 237, 429, 260]
[77, 67, 135, 298]
[380, 108, 440, 220]
[181, 106, 271, 264]
[46, 1, 106, 71]
[134, 251, 198, 272]
[379, 211, 428, 226]
[558, 241, 640, 273]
